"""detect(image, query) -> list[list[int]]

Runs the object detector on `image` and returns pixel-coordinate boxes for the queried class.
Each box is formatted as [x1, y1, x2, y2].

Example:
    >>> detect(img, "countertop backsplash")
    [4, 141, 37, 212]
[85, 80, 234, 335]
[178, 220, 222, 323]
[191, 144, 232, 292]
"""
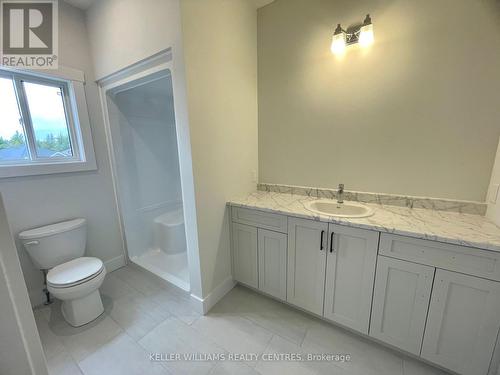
[257, 183, 487, 216]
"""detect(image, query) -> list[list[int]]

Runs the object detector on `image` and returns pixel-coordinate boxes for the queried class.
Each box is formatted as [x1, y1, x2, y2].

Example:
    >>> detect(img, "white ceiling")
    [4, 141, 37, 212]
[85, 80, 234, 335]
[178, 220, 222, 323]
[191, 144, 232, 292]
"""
[64, 0, 275, 11]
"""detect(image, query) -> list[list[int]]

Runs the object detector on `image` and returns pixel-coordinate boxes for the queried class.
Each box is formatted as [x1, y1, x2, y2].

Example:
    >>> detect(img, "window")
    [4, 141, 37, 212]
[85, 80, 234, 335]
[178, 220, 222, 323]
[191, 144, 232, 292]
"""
[0, 68, 96, 177]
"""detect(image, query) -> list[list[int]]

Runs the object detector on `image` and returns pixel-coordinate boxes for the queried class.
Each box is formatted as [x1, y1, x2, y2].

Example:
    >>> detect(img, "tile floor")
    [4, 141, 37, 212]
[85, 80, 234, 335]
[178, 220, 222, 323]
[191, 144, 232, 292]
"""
[34, 265, 450, 375]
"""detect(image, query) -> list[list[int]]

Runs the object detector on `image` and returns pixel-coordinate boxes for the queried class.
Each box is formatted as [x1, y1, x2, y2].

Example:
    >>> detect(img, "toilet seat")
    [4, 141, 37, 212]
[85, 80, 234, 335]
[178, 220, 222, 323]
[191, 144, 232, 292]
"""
[48, 257, 104, 288]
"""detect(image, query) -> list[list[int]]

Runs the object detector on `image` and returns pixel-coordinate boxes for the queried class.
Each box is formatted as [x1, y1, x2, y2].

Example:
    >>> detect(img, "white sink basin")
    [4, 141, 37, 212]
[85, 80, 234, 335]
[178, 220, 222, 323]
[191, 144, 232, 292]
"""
[305, 200, 373, 218]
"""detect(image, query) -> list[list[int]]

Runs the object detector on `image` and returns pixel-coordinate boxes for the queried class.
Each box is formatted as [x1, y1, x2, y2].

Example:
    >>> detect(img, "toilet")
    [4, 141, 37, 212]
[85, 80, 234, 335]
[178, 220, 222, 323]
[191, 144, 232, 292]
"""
[19, 218, 106, 327]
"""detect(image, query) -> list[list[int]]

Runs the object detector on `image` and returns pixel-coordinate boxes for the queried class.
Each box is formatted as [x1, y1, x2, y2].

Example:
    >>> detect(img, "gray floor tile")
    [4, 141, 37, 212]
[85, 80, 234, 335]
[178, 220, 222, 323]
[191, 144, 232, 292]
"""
[78, 333, 169, 375]
[139, 316, 225, 375]
[33, 304, 52, 322]
[46, 350, 83, 375]
[191, 313, 273, 356]
[302, 320, 404, 375]
[53, 315, 123, 362]
[34, 313, 66, 360]
[100, 273, 138, 301]
[108, 291, 168, 341]
[112, 265, 169, 296]
[403, 358, 450, 375]
[213, 286, 313, 345]
[256, 335, 345, 375]
[209, 361, 260, 375]
[147, 289, 201, 325]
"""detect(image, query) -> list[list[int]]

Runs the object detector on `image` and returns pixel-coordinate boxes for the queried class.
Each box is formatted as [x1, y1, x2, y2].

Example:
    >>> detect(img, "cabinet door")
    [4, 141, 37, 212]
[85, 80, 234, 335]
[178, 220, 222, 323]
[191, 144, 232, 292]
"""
[323, 224, 379, 333]
[370, 256, 434, 355]
[258, 229, 287, 301]
[232, 223, 258, 288]
[287, 217, 328, 315]
[421, 269, 500, 375]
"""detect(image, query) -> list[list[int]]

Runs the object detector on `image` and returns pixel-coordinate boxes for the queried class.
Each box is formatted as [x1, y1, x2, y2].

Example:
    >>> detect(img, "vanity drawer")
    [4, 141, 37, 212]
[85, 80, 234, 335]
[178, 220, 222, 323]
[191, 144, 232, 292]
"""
[231, 207, 287, 233]
[379, 233, 500, 281]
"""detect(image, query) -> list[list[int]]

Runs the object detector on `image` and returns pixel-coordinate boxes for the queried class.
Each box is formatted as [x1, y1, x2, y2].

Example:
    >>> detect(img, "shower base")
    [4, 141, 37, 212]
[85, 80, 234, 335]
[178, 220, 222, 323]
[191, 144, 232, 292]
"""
[130, 249, 190, 291]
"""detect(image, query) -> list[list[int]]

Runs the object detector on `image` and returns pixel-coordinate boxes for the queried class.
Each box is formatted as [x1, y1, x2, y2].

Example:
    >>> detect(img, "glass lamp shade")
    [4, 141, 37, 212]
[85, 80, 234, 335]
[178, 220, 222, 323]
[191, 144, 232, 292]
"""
[331, 32, 346, 55]
[359, 23, 374, 47]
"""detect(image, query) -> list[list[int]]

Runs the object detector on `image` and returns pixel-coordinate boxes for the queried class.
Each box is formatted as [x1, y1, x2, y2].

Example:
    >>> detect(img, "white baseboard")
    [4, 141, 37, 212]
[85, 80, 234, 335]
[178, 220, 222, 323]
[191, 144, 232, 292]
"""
[104, 254, 126, 273]
[190, 277, 236, 315]
[190, 294, 205, 314]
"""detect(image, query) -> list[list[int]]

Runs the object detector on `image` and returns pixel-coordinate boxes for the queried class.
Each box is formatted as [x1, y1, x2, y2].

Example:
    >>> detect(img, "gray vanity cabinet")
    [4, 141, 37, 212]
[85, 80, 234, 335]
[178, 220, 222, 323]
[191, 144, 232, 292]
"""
[421, 269, 500, 375]
[323, 224, 379, 334]
[231, 207, 288, 300]
[258, 228, 287, 301]
[231, 207, 500, 375]
[377, 233, 500, 375]
[287, 217, 328, 315]
[287, 218, 379, 332]
[231, 222, 258, 289]
[370, 256, 434, 355]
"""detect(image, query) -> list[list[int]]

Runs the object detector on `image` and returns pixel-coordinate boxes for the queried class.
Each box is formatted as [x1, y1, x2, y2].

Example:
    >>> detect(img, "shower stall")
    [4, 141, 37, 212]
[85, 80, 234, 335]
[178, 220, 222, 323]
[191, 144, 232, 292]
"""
[102, 62, 190, 291]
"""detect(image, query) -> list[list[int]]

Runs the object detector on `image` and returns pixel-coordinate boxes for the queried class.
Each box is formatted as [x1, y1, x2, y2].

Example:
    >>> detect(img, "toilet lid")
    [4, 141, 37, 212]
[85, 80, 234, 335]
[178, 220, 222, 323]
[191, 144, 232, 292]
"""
[47, 257, 103, 287]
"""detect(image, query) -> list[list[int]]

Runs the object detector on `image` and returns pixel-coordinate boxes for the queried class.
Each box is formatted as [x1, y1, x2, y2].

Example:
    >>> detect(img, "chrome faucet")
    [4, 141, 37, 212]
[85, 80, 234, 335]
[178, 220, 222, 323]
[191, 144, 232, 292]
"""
[337, 184, 344, 204]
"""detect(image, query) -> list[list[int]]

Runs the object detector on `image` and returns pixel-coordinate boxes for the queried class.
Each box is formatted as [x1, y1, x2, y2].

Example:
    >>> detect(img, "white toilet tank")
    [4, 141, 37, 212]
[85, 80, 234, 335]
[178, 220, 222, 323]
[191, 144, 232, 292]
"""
[19, 218, 87, 270]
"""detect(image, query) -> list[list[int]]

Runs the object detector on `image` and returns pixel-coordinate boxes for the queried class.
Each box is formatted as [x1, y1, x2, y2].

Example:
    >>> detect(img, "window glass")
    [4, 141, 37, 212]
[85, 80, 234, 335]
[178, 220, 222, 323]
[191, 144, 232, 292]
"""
[23, 81, 73, 158]
[0, 77, 29, 162]
[0, 68, 96, 178]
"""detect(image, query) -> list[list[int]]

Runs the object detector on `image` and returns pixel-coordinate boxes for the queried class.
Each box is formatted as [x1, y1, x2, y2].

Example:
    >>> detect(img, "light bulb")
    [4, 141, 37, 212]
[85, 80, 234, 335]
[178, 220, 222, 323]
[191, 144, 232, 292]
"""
[331, 25, 346, 55]
[359, 15, 374, 47]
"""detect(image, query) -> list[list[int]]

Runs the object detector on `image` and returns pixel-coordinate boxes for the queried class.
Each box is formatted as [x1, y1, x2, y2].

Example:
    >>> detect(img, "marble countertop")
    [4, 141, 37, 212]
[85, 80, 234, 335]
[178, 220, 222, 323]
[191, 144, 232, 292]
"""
[228, 191, 500, 252]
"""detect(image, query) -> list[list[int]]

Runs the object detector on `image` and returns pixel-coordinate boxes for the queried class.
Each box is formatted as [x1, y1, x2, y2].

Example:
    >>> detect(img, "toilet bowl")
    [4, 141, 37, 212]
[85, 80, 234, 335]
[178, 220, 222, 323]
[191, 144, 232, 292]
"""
[47, 257, 106, 327]
[19, 218, 107, 327]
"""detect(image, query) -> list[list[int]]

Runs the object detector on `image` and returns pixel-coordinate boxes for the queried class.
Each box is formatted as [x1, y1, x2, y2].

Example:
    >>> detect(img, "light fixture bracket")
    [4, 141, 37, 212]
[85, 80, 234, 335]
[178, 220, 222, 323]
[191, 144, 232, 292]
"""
[345, 26, 362, 46]
[334, 14, 373, 47]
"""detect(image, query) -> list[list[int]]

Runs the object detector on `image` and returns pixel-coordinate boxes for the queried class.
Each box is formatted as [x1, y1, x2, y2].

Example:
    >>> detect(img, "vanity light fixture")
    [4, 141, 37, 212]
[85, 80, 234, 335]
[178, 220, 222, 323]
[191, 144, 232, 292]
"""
[331, 14, 374, 55]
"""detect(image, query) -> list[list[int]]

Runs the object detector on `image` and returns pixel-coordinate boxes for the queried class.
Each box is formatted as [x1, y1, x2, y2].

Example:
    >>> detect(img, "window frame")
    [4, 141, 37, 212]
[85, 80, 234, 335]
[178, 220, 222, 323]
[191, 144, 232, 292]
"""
[0, 67, 97, 178]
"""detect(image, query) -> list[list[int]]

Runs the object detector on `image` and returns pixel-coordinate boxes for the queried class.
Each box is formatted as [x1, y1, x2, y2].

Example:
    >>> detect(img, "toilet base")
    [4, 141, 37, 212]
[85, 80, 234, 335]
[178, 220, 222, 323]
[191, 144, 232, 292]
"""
[61, 289, 104, 327]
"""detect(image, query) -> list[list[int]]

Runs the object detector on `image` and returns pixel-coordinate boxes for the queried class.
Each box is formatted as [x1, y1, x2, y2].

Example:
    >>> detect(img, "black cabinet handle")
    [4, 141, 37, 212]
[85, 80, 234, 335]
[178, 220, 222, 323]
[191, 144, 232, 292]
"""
[330, 232, 335, 253]
[320, 230, 325, 250]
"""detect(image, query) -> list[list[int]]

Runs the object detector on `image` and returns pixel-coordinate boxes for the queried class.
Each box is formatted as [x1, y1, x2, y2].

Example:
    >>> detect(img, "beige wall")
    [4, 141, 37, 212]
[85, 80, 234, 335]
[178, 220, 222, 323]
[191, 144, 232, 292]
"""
[86, 0, 182, 80]
[181, 0, 258, 296]
[258, 0, 500, 201]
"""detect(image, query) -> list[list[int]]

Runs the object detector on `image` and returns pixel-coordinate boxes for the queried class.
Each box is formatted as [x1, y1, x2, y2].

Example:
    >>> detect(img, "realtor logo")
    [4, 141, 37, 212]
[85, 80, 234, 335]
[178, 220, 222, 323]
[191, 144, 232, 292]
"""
[0, 0, 58, 69]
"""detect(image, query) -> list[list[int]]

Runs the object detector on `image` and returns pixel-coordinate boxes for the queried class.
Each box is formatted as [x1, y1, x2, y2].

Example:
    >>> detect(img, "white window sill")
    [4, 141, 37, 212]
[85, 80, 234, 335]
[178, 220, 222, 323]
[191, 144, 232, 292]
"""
[0, 159, 97, 179]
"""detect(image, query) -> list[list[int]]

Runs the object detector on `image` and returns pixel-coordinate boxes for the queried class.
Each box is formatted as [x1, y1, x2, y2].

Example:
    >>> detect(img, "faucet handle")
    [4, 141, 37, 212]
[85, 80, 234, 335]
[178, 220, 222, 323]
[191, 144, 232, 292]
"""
[338, 183, 344, 190]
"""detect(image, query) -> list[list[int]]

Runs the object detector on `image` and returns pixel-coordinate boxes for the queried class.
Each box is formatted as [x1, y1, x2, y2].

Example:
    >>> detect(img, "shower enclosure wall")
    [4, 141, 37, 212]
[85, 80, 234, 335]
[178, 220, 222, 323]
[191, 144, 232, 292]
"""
[104, 69, 190, 291]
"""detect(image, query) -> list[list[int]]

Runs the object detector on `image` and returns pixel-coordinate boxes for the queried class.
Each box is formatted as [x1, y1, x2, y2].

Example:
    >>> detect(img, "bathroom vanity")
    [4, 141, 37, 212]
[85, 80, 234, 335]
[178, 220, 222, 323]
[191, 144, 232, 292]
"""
[229, 191, 500, 375]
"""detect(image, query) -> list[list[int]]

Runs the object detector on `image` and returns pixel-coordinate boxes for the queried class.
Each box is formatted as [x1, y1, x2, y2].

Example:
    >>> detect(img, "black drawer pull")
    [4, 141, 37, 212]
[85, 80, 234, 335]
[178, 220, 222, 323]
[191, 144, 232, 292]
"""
[330, 232, 335, 253]
[320, 230, 325, 250]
